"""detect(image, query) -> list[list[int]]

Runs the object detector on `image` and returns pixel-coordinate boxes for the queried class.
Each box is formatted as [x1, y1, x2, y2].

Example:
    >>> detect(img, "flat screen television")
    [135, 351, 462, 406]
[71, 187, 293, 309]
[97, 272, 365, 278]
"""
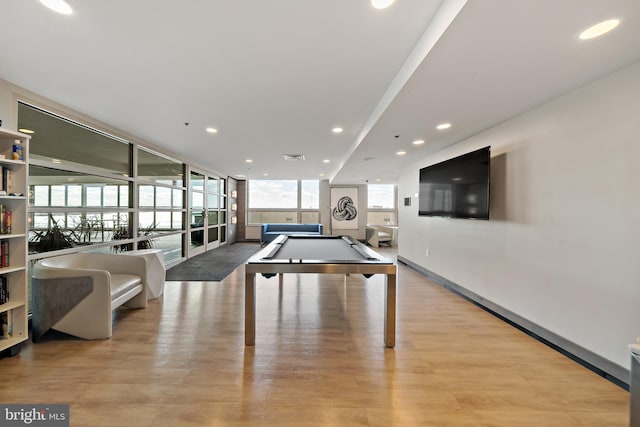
[418, 146, 490, 219]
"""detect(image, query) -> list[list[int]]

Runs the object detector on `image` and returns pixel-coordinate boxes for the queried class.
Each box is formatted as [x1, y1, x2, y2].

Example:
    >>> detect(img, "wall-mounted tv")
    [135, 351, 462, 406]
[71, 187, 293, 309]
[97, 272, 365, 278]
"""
[418, 146, 490, 219]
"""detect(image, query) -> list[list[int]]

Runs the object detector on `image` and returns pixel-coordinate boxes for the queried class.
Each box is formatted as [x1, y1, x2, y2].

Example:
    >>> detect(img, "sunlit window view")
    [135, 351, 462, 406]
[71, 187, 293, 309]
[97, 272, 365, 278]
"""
[248, 180, 320, 224]
[367, 184, 397, 225]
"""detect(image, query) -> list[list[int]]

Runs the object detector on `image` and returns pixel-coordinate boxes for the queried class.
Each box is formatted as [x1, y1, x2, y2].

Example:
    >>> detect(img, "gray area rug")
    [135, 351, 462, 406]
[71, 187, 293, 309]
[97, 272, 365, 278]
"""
[166, 242, 261, 281]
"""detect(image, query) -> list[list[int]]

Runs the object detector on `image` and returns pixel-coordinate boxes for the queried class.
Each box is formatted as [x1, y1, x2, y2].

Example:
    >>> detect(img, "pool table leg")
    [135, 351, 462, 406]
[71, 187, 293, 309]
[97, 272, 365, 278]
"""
[245, 272, 256, 346]
[384, 273, 396, 348]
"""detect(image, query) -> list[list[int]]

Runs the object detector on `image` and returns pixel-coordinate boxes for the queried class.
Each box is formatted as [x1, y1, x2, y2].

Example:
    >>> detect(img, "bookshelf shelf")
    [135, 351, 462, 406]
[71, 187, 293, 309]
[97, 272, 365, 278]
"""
[0, 128, 29, 356]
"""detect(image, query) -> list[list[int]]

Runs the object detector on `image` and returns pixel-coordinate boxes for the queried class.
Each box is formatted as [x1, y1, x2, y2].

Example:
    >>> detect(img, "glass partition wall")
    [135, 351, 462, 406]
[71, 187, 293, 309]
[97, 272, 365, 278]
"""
[20, 101, 229, 309]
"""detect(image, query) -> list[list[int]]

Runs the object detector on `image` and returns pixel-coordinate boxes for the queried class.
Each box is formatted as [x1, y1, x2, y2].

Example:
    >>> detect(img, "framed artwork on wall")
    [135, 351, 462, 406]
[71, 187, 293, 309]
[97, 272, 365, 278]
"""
[331, 187, 358, 230]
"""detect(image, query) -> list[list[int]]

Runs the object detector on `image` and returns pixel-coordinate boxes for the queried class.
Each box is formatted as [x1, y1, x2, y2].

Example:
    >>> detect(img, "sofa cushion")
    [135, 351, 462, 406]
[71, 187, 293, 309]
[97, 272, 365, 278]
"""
[265, 224, 321, 233]
[110, 274, 143, 300]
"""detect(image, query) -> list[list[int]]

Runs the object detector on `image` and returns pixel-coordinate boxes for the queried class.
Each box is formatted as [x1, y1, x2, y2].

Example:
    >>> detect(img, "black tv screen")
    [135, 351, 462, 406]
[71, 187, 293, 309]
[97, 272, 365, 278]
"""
[418, 146, 490, 219]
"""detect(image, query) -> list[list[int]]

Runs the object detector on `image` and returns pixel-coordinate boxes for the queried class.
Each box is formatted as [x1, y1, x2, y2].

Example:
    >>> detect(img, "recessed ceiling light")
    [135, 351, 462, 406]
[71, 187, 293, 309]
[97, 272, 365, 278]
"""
[412, 139, 425, 145]
[246, 159, 253, 163]
[206, 127, 218, 134]
[39, 0, 73, 15]
[263, 173, 269, 177]
[375, 179, 381, 182]
[579, 19, 620, 40]
[18, 128, 35, 134]
[371, 0, 395, 10]
[332, 127, 343, 134]
[396, 151, 406, 156]
[323, 159, 331, 163]
[436, 123, 452, 130]
[319, 173, 325, 177]
[51, 158, 62, 164]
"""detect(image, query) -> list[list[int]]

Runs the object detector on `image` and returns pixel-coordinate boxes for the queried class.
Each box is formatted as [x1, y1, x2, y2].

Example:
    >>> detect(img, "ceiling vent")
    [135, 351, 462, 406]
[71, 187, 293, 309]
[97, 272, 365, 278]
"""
[283, 154, 305, 161]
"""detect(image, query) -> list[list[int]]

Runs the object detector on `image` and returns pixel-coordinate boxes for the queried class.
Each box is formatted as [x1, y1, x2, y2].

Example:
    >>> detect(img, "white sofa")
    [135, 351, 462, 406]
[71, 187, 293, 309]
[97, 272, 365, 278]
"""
[32, 252, 148, 341]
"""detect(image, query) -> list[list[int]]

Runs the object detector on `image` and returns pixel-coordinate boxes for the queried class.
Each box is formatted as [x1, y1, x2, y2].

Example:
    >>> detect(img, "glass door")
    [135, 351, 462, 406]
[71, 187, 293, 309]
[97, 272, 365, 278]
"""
[206, 176, 220, 250]
[188, 170, 206, 257]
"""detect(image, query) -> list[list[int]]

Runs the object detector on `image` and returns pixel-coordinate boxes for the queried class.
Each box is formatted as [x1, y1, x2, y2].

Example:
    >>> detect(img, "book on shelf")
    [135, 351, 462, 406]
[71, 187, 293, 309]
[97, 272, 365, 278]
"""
[0, 276, 8, 305]
[0, 166, 12, 194]
[0, 240, 8, 267]
[0, 205, 11, 234]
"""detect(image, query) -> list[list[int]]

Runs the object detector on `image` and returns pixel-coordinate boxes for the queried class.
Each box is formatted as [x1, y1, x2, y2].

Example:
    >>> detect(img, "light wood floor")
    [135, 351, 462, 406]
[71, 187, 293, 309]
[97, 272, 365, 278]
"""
[0, 248, 629, 426]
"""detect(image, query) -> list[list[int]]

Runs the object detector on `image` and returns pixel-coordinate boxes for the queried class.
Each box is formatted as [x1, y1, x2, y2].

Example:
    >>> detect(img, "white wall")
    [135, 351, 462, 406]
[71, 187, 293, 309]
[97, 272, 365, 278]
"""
[398, 60, 640, 373]
[0, 79, 18, 130]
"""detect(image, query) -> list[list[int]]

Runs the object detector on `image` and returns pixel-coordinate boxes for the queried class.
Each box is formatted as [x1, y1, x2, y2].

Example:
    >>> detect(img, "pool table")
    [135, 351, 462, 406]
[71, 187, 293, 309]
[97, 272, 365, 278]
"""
[244, 235, 397, 347]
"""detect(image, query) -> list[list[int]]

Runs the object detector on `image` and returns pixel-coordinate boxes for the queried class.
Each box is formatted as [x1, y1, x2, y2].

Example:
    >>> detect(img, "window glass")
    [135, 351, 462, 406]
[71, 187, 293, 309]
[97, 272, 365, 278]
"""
[301, 180, 319, 209]
[51, 185, 66, 206]
[104, 185, 119, 207]
[249, 180, 297, 208]
[86, 187, 102, 207]
[172, 189, 183, 208]
[137, 147, 184, 186]
[139, 212, 155, 229]
[367, 212, 397, 225]
[151, 234, 183, 263]
[208, 194, 219, 209]
[208, 227, 219, 243]
[208, 177, 219, 194]
[28, 211, 130, 254]
[190, 171, 204, 191]
[155, 186, 172, 208]
[139, 185, 154, 207]
[368, 184, 396, 209]
[301, 211, 319, 223]
[247, 211, 297, 224]
[67, 185, 82, 206]
[20, 102, 131, 176]
[33, 186, 49, 207]
[191, 192, 204, 209]
[29, 166, 130, 208]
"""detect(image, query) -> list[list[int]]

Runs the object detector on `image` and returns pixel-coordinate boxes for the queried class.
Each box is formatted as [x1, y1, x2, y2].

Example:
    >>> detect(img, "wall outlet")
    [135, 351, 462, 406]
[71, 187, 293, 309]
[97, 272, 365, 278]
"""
[425, 249, 430, 257]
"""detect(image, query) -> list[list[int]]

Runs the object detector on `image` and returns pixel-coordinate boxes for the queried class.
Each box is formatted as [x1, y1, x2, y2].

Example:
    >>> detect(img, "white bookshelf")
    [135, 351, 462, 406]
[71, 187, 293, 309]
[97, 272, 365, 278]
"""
[0, 128, 29, 356]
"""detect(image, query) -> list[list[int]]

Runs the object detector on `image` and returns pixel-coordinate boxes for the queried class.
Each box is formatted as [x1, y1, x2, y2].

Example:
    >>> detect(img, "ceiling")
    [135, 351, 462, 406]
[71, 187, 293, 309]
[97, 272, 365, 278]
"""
[1, 0, 640, 184]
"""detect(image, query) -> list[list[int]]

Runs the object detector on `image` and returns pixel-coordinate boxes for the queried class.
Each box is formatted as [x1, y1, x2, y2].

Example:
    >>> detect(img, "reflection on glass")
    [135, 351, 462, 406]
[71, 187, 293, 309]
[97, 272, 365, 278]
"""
[207, 194, 218, 209]
[138, 147, 184, 186]
[190, 210, 204, 227]
[51, 185, 66, 206]
[208, 177, 219, 194]
[220, 226, 226, 243]
[155, 187, 172, 208]
[190, 171, 204, 191]
[173, 189, 183, 208]
[150, 234, 183, 263]
[208, 211, 218, 225]
[20, 102, 131, 176]
[190, 230, 204, 249]
[191, 191, 203, 209]
[208, 227, 219, 243]
[29, 166, 130, 208]
[139, 185, 154, 207]
[28, 211, 130, 254]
